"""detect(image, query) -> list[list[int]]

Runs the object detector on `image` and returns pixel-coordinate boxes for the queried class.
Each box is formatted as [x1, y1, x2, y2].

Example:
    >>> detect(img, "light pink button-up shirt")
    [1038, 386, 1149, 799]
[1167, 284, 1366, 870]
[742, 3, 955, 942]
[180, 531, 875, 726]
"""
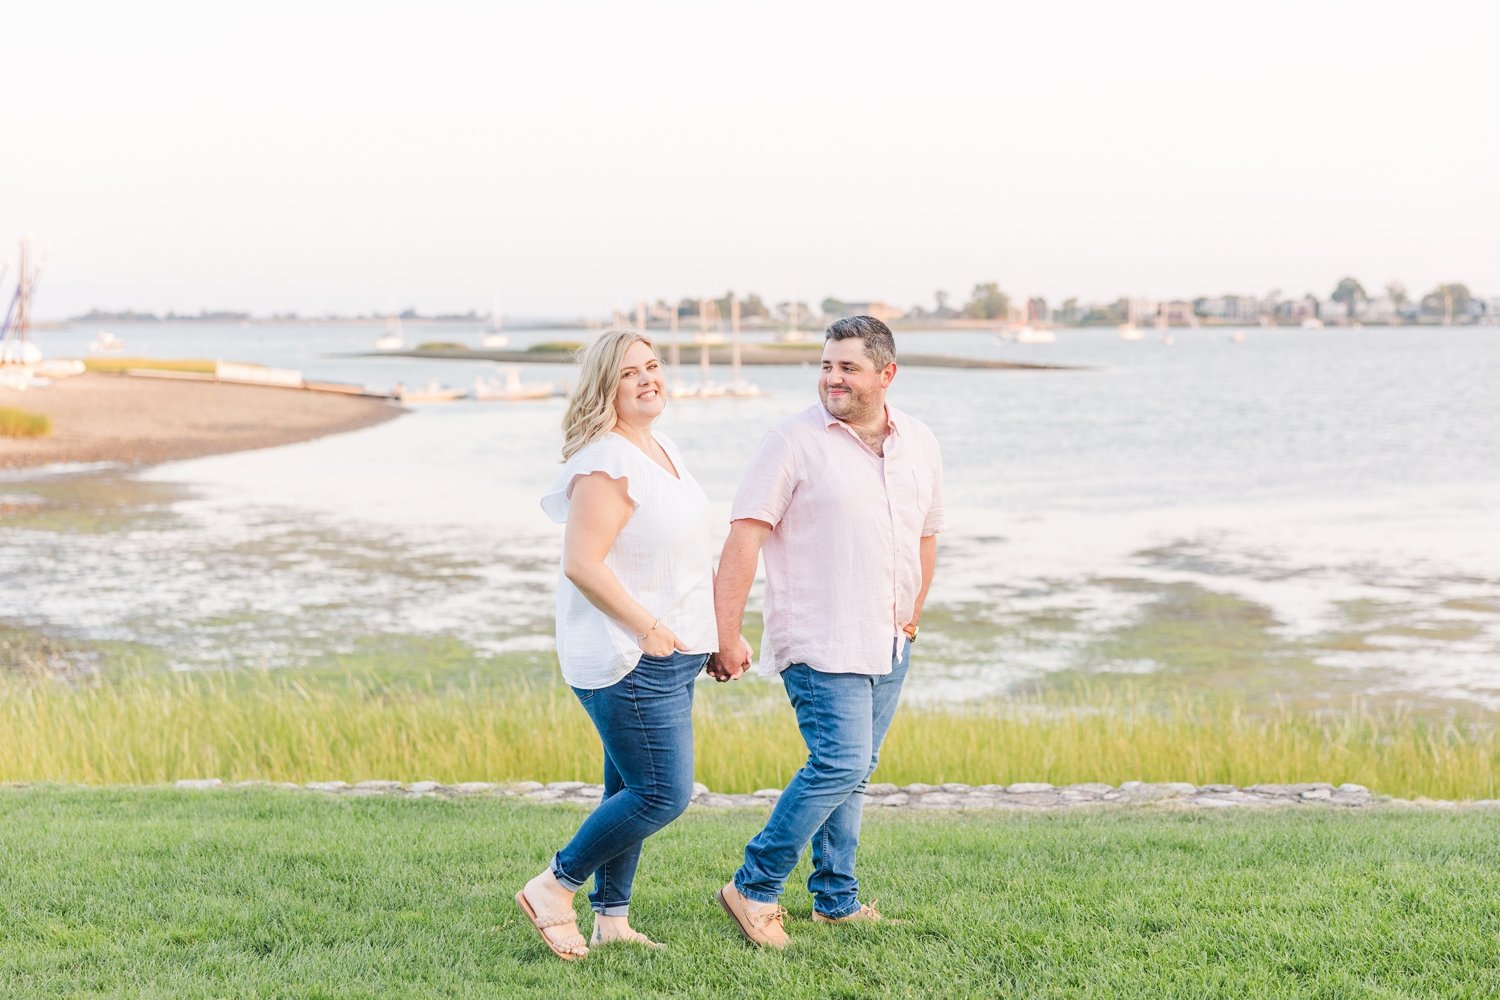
[732, 402, 945, 677]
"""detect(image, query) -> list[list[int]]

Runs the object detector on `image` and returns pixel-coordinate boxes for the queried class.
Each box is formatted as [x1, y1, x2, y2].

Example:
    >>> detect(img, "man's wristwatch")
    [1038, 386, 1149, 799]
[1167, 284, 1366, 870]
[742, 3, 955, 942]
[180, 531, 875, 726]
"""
[902, 624, 919, 643]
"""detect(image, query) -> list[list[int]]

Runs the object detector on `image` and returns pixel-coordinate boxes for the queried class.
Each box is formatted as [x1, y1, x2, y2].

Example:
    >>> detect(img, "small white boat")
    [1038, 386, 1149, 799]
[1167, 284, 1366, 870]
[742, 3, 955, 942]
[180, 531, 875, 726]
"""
[724, 379, 763, 397]
[397, 381, 464, 403]
[36, 358, 86, 378]
[472, 367, 553, 401]
[0, 368, 47, 390]
[1118, 323, 1143, 341]
[1301, 317, 1324, 330]
[0, 340, 44, 365]
[89, 331, 125, 352]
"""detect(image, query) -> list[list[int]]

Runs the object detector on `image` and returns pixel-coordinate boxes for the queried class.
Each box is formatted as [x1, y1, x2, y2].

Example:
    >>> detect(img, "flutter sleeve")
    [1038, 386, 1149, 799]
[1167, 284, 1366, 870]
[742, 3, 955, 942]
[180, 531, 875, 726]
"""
[540, 437, 643, 524]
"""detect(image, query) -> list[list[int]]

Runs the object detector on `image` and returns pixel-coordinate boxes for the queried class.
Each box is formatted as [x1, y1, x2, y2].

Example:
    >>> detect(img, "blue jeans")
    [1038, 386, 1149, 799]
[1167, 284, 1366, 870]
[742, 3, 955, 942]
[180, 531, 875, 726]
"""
[734, 641, 910, 918]
[551, 650, 708, 915]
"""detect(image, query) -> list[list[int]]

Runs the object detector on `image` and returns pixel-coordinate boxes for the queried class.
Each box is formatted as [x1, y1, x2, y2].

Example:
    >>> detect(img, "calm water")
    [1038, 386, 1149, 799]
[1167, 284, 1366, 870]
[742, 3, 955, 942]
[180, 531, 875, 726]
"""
[5, 322, 1498, 706]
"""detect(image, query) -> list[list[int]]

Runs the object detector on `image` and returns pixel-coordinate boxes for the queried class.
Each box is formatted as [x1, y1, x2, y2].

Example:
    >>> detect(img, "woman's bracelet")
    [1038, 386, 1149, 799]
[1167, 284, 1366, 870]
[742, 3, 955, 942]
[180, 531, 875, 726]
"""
[636, 620, 660, 642]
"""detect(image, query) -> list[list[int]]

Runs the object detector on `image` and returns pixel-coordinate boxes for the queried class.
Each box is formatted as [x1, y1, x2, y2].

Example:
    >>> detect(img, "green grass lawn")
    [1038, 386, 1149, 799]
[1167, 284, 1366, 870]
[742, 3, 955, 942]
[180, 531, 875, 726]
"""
[2, 789, 1496, 998]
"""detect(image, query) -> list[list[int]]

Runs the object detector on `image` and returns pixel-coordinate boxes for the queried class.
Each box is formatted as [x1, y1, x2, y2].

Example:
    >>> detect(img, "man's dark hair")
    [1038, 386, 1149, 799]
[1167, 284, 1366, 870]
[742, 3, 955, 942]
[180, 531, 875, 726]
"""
[825, 315, 896, 369]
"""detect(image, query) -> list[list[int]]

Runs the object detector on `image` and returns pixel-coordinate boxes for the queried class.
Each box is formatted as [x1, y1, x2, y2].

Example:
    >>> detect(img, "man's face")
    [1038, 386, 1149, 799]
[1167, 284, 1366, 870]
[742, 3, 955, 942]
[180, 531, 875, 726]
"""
[819, 337, 894, 424]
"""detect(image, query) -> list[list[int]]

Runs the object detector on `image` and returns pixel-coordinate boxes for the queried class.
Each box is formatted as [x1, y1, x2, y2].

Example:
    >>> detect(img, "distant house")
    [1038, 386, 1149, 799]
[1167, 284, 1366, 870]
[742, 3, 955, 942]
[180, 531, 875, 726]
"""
[1164, 301, 1196, 325]
[837, 301, 906, 323]
[1364, 296, 1400, 322]
[1196, 296, 1230, 319]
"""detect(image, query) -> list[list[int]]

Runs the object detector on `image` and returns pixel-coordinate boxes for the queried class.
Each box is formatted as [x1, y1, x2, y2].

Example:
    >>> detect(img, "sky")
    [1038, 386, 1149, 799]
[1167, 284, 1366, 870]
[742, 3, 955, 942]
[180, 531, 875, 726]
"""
[3, 0, 1497, 319]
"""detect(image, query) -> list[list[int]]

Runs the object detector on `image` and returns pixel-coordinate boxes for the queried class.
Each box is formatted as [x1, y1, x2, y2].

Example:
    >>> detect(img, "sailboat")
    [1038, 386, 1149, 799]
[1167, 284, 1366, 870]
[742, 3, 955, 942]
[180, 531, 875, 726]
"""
[0, 240, 49, 388]
[665, 299, 695, 398]
[724, 294, 761, 397]
[1118, 298, 1144, 341]
[995, 291, 1055, 344]
[777, 299, 809, 343]
[479, 300, 508, 348]
[690, 298, 725, 397]
[375, 309, 404, 351]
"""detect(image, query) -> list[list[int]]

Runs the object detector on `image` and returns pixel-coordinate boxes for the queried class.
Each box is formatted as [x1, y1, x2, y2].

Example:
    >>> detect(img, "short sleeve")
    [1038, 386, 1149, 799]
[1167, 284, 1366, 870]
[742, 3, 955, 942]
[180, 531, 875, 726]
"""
[922, 440, 946, 536]
[540, 438, 644, 523]
[730, 428, 798, 527]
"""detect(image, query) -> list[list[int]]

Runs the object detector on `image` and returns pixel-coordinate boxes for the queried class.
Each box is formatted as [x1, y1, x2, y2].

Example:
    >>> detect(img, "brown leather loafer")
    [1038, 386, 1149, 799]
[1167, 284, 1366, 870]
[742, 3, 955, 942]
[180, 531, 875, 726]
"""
[811, 900, 898, 925]
[716, 882, 790, 949]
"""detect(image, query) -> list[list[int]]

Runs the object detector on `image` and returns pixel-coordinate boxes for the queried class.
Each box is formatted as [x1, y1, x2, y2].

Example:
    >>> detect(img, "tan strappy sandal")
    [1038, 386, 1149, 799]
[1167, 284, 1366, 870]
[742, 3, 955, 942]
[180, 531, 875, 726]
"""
[590, 922, 666, 950]
[515, 890, 589, 961]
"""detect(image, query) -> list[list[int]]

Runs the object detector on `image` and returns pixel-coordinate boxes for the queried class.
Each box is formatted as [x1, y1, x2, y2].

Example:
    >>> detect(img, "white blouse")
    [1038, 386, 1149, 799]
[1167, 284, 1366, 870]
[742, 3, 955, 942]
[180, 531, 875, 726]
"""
[541, 431, 716, 689]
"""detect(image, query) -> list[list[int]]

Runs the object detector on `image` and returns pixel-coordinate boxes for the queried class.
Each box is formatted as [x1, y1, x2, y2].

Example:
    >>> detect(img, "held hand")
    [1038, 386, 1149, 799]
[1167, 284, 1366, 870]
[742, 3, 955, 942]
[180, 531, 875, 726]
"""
[723, 634, 752, 680]
[706, 633, 751, 682]
[705, 652, 732, 682]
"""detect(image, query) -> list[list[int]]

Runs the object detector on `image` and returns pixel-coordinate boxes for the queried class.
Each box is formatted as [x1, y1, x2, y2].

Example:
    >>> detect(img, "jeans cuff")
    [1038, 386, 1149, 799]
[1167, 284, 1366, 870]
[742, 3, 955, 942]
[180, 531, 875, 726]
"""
[816, 900, 862, 919]
[592, 903, 630, 916]
[550, 853, 586, 893]
[734, 877, 782, 906]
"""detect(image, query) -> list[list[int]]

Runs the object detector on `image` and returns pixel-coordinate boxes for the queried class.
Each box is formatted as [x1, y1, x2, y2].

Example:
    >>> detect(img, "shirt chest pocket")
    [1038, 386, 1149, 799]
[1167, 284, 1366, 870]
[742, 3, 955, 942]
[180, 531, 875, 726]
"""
[883, 466, 926, 520]
[910, 468, 933, 521]
[913, 468, 932, 513]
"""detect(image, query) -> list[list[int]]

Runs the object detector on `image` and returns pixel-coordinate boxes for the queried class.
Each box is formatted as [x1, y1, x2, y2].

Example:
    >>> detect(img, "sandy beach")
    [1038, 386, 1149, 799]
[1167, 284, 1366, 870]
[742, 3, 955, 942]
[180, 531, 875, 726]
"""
[0, 373, 404, 471]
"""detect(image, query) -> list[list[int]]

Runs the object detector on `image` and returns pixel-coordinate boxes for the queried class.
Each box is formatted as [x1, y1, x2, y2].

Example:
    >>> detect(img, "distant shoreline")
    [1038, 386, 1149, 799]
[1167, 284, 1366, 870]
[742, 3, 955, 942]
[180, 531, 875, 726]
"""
[365, 345, 1080, 371]
[36, 316, 1468, 331]
[0, 373, 404, 472]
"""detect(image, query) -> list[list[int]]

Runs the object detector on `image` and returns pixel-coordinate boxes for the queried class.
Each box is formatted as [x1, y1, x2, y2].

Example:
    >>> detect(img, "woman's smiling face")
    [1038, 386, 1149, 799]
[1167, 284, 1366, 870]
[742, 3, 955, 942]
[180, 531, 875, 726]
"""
[613, 339, 666, 425]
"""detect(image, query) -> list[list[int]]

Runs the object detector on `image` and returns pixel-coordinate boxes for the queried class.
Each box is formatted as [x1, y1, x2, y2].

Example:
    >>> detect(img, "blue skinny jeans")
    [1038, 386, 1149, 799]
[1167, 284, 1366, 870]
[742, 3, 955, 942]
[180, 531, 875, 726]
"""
[734, 641, 910, 918]
[551, 650, 707, 915]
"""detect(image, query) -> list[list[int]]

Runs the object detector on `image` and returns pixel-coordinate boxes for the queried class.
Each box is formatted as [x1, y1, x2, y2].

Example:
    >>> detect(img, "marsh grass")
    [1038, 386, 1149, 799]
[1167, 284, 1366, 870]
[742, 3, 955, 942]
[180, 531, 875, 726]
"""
[0, 406, 49, 437]
[81, 357, 216, 374]
[1, 670, 1495, 799]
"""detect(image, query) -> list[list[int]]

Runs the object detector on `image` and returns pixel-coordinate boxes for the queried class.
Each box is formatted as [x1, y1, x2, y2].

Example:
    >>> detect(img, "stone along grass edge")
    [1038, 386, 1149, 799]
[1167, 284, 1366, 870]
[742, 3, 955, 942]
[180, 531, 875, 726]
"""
[8, 779, 1499, 810]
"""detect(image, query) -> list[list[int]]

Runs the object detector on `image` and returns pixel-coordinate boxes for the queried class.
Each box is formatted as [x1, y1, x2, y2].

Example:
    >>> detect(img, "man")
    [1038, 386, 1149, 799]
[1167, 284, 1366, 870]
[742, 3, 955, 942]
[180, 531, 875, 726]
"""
[711, 315, 944, 948]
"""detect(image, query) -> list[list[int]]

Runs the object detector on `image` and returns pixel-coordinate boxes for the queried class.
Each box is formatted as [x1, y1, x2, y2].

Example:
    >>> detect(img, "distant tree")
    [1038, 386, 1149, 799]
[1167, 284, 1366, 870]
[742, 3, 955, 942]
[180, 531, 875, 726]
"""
[1385, 281, 1408, 314]
[1330, 277, 1368, 319]
[741, 293, 769, 319]
[934, 290, 950, 313]
[962, 282, 1009, 320]
[677, 297, 700, 318]
[1420, 283, 1471, 322]
[821, 297, 846, 317]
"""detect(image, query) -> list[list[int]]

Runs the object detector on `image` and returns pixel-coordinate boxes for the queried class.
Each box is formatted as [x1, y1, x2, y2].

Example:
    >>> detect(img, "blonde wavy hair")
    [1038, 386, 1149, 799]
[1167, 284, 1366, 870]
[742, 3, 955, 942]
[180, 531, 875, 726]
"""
[561, 327, 655, 460]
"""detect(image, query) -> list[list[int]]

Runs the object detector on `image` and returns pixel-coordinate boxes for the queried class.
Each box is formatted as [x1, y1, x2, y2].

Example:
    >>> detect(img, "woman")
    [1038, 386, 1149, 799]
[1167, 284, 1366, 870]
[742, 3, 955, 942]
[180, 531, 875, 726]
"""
[516, 328, 733, 961]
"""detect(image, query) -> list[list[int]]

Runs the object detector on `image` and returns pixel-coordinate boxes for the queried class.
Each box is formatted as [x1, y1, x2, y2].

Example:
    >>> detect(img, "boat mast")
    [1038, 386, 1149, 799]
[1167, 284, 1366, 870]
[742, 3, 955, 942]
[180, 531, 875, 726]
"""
[730, 293, 742, 385]
[1, 239, 43, 365]
[668, 299, 681, 371]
